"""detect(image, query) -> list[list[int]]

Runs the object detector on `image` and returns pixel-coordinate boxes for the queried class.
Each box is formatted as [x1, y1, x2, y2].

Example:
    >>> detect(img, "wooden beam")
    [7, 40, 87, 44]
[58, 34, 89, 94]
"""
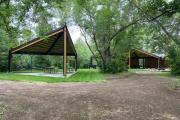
[143, 58, 145, 68]
[158, 58, 160, 69]
[134, 49, 159, 59]
[30, 55, 33, 73]
[75, 55, 77, 71]
[46, 32, 62, 54]
[8, 50, 12, 72]
[133, 51, 139, 58]
[12, 52, 76, 56]
[11, 29, 63, 54]
[129, 50, 131, 69]
[130, 57, 157, 59]
[63, 27, 67, 76]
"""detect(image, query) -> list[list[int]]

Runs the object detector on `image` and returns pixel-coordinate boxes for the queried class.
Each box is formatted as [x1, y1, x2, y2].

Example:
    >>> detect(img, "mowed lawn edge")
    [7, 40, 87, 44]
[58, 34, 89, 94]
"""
[0, 69, 104, 83]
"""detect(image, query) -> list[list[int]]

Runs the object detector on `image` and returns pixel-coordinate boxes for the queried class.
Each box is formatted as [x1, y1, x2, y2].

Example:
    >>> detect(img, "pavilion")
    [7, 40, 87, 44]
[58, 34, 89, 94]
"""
[128, 49, 167, 69]
[8, 25, 77, 76]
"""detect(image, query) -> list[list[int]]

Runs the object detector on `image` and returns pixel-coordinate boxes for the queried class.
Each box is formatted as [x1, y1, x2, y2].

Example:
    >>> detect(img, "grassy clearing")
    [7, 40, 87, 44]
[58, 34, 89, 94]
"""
[0, 69, 104, 83]
[68, 69, 104, 82]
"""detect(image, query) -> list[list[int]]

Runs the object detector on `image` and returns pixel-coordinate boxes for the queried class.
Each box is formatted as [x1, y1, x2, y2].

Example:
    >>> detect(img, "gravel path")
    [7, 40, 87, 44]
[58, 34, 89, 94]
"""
[0, 74, 179, 120]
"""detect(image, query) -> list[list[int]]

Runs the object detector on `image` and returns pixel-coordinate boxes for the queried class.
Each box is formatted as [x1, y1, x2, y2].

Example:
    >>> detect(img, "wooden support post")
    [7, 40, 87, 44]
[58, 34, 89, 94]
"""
[158, 58, 160, 70]
[128, 50, 131, 69]
[30, 55, 33, 73]
[8, 50, 12, 72]
[75, 55, 77, 71]
[63, 27, 67, 76]
[143, 58, 145, 69]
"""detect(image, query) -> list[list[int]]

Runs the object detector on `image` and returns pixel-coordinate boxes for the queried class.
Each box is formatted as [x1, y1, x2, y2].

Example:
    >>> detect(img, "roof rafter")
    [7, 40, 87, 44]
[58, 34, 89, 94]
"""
[10, 25, 77, 56]
[11, 28, 64, 54]
[133, 49, 160, 58]
[46, 32, 63, 54]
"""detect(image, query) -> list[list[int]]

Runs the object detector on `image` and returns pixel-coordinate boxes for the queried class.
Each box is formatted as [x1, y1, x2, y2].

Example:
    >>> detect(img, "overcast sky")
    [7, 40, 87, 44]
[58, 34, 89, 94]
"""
[47, 14, 82, 43]
[68, 25, 81, 43]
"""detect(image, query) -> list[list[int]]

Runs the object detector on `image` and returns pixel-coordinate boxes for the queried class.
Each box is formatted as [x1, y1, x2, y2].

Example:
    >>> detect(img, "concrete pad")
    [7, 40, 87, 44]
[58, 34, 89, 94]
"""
[17, 72, 76, 78]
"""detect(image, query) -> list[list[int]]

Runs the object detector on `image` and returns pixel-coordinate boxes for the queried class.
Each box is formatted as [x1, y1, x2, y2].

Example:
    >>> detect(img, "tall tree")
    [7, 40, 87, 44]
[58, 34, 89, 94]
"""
[72, 0, 140, 72]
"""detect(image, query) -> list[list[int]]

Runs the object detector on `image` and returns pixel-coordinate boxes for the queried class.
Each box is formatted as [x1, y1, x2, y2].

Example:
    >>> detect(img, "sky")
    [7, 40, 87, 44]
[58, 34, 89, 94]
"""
[68, 25, 81, 43]
[23, 17, 82, 43]
[165, 0, 173, 3]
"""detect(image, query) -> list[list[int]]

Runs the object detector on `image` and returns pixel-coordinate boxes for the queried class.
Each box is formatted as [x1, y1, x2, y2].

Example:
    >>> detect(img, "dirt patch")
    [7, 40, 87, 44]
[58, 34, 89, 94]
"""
[0, 74, 179, 120]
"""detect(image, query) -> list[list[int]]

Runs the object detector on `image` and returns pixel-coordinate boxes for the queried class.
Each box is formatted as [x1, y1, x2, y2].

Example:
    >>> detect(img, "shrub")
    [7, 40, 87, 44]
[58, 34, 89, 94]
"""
[168, 45, 180, 76]
[103, 54, 128, 74]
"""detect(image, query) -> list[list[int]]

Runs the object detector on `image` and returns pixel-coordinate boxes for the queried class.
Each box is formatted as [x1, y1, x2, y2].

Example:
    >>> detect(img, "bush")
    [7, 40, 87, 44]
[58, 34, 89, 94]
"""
[168, 45, 180, 76]
[0, 53, 8, 72]
[33, 56, 51, 68]
[104, 59, 119, 73]
[103, 54, 128, 74]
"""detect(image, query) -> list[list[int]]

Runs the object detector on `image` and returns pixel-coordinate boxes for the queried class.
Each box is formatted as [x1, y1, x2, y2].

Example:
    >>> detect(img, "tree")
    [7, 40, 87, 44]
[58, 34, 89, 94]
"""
[72, 0, 141, 72]
[168, 45, 180, 75]
[0, 0, 63, 71]
[75, 39, 92, 68]
[134, 0, 180, 75]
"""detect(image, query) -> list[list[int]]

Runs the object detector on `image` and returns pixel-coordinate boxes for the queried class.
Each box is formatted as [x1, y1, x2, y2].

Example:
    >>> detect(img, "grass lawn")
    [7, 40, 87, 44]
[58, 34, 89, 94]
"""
[159, 72, 172, 77]
[0, 69, 104, 83]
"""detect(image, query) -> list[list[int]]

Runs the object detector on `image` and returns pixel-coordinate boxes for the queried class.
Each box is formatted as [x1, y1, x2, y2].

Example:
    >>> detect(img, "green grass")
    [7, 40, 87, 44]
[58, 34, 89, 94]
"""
[68, 69, 104, 82]
[159, 72, 172, 77]
[0, 69, 104, 83]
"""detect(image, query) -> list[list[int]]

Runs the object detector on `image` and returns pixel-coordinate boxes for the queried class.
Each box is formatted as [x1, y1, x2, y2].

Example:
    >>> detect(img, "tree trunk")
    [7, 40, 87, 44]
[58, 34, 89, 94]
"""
[102, 46, 111, 71]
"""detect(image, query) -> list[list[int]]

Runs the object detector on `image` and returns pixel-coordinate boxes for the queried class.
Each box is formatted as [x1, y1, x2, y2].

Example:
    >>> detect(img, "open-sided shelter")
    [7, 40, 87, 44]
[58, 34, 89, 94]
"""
[128, 49, 167, 69]
[8, 25, 77, 76]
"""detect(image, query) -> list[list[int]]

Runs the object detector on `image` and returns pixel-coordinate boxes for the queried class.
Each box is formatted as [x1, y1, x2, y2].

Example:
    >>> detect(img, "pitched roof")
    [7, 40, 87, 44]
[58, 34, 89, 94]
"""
[130, 49, 160, 58]
[11, 25, 77, 56]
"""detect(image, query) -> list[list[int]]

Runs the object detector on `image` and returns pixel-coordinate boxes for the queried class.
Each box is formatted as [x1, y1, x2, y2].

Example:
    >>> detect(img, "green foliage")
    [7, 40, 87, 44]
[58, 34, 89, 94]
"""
[0, 30, 10, 71]
[168, 45, 180, 75]
[105, 56, 127, 74]
[33, 56, 51, 68]
[72, 0, 140, 73]
[75, 39, 92, 68]
[142, 0, 180, 17]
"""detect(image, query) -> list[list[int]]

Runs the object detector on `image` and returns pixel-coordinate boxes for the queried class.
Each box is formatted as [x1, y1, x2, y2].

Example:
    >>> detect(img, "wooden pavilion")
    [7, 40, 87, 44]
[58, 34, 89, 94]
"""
[8, 25, 77, 76]
[128, 49, 167, 69]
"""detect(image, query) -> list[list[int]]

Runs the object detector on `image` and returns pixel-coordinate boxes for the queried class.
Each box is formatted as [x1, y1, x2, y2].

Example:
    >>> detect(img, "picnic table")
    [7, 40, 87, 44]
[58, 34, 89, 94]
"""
[44, 67, 56, 73]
